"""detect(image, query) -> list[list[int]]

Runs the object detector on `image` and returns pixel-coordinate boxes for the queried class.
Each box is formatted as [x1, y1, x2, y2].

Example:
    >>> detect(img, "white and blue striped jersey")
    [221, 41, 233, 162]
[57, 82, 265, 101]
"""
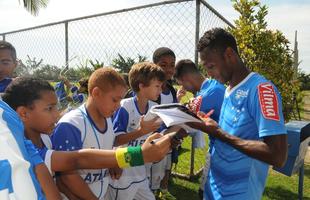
[51, 104, 115, 199]
[110, 97, 157, 189]
[205, 72, 287, 200]
[160, 89, 177, 105]
[0, 100, 45, 200]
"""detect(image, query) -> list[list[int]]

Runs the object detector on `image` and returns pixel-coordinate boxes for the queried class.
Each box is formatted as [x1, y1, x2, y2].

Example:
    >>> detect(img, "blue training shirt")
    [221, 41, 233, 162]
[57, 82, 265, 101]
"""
[0, 78, 12, 93]
[0, 100, 45, 200]
[198, 79, 225, 122]
[205, 72, 287, 200]
[196, 79, 225, 153]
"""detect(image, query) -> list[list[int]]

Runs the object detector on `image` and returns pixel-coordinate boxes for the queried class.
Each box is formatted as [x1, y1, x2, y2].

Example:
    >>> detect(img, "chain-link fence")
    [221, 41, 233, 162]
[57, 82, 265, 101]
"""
[0, 0, 233, 179]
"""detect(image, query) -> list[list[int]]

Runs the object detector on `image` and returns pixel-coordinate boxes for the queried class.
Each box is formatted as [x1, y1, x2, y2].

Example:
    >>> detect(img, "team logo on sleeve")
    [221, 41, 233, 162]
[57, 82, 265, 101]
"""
[258, 83, 280, 121]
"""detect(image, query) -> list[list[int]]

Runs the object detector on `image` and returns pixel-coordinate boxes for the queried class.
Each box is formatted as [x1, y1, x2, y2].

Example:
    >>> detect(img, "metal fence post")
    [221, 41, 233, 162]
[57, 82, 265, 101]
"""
[190, 0, 201, 179]
[65, 22, 69, 69]
[2, 34, 5, 41]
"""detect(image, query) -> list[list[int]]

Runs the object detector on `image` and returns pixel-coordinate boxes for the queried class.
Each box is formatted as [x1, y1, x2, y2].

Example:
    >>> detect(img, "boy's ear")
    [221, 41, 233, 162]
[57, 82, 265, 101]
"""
[15, 106, 28, 122]
[91, 86, 100, 98]
[13, 60, 17, 69]
[138, 83, 145, 91]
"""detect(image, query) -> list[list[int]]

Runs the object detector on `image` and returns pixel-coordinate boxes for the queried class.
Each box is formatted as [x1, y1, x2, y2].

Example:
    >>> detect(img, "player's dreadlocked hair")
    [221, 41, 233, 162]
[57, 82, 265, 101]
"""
[197, 28, 239, 55]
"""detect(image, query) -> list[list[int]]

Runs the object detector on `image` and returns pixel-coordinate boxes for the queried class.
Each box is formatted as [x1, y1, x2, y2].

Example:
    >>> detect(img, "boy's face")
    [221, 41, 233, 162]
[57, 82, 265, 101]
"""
[140, 79, 163, 101]
[95, 85, 127, 117]
[176, 74, 196, 94]
[156, 55, 176, 81]
[21, 91, 59, 135]
[0, 49, 16, 80]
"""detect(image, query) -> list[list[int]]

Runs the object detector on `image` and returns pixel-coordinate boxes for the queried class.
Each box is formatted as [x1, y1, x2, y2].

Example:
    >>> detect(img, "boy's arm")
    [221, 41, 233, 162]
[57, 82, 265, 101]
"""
[114, 116, 161, 146]
[24, 138, 61, 199]
[49, 133, 172, 172]
[56, 177, 80, 200]
[35, 163, 61, 200]
[58, 171, 98, 200]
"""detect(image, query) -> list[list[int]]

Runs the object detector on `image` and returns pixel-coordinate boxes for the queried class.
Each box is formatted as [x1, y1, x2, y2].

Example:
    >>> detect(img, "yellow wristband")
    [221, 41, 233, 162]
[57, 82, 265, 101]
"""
[115, 148, 130, 168]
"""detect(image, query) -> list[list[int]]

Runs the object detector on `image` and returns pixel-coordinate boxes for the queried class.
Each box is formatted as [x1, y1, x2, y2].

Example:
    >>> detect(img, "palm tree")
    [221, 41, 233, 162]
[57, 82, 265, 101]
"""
[21, 0, 49, 16]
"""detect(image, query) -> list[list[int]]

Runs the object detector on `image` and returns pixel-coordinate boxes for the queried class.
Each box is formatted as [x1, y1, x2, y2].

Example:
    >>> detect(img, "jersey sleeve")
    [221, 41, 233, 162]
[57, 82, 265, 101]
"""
[250, 82, 287, 138]
[24, 139, 44, 167]
[51, 122, 83, 151]
[112, 107, 129, 136]
[199, 89, 224, 122]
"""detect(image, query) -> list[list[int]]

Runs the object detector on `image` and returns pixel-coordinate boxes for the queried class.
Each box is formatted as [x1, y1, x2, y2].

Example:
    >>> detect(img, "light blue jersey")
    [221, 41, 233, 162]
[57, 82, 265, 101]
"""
[198, 79, 225, 123]
[205, 73, 287, 200]
[0, 100, 45, 200]
[197, 79, 225, 152]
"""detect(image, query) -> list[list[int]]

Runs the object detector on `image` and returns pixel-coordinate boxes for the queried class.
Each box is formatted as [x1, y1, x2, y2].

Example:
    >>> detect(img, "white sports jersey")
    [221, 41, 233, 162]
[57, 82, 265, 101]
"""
[0, 100, 45, 200]
[109, 97, 157, 197]
[52, 104, 115, 199]
[160, 90, 176, 104]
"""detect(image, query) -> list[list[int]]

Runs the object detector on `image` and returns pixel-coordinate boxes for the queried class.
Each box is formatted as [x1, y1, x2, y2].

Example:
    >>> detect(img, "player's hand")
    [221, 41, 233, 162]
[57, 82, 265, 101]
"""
[139, 116, 161, 135]
[109, 167, 123, 180]
[186, 111, 219, 136]
[163, 126, 188, 148]
[177, 86, 187, 102]
[142, 133, 171, 163]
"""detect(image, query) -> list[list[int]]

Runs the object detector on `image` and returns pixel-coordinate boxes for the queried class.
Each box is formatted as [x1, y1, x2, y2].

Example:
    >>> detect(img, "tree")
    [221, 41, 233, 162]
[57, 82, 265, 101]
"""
[298, 71, 310, 91]
[112, 54, 147, 73]
[21, 0, 48, 16]
[228, 0, 300, 120]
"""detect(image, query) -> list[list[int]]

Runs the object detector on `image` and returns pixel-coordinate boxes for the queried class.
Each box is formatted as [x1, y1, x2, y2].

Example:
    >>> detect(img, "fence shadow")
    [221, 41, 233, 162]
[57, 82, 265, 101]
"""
[264, 186, 310, 200]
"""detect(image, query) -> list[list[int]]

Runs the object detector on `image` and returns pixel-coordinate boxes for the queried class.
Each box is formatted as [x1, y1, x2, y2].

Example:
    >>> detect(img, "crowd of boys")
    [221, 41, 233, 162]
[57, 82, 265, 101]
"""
[0, 27, 287, 200]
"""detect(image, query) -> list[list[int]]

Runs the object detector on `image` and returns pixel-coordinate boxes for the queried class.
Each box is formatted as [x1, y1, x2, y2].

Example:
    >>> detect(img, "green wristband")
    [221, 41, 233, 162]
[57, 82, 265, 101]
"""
[127, 146, 144, 167]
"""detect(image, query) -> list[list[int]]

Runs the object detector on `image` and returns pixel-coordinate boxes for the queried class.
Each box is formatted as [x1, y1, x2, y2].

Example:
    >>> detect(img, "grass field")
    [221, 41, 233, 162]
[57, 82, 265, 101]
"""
[170, 136, 310, 200]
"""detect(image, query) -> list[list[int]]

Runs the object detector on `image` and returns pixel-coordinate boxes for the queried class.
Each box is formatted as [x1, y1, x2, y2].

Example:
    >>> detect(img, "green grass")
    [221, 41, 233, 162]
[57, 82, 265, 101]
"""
[170, 136, 310, 200]
[301, 90, 310, 121]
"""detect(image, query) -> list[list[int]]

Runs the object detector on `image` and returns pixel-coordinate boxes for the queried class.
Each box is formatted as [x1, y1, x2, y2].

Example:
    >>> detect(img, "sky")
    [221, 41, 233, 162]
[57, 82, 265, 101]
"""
[0, 0, 309, 73]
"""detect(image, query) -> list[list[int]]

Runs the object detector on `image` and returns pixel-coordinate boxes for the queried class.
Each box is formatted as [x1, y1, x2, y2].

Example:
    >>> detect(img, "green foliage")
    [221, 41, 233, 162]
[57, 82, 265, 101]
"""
[66, 58, 104, 80]
[21, 0, 49, 16]
[298, 71, 310, 90]
[14, 55, 61, 80]
[228, 0, 300, 120]
[112, 54, 147, 73]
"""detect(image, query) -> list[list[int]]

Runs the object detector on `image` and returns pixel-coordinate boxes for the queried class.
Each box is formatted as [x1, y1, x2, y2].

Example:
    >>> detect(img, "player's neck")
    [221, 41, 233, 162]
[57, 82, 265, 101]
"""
[229, 64, 250, 89]
[85, 100, 106, 131]
[196, 75, 205, 92]
[24, 128, 43, 148]
[135, 94, 149, 114]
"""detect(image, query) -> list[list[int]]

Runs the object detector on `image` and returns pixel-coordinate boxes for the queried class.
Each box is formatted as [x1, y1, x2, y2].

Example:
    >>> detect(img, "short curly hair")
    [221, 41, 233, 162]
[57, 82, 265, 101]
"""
[129, 62, 165, 92]
[2, 77, 54, 110]
[197, 28, 238, 54]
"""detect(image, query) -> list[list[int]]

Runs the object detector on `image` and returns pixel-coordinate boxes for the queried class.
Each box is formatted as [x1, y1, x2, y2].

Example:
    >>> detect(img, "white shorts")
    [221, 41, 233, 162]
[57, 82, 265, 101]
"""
[106, 179, 155, 200]
[146, 153, 172, 190]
